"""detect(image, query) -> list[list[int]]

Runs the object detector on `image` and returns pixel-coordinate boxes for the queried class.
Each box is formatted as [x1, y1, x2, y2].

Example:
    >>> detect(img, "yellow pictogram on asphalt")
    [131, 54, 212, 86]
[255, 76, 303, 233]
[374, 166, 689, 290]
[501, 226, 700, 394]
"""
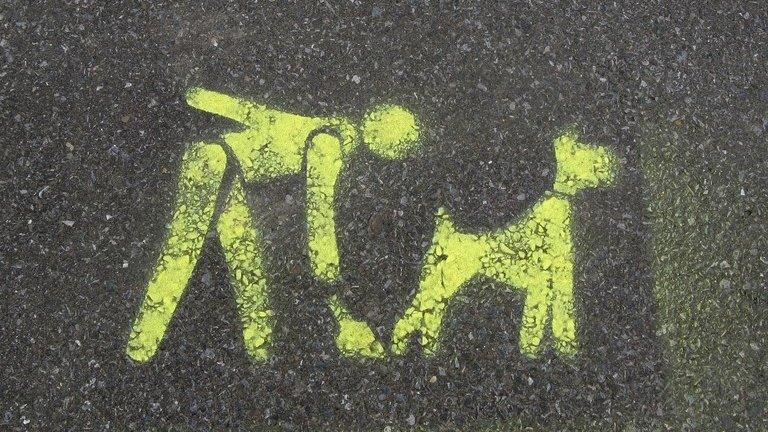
[127, 88, 618, 363]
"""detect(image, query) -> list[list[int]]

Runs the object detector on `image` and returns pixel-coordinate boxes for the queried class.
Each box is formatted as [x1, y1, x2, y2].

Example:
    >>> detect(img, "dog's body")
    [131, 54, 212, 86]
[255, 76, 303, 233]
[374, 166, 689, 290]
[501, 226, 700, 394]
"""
[391, 132, 618, 357]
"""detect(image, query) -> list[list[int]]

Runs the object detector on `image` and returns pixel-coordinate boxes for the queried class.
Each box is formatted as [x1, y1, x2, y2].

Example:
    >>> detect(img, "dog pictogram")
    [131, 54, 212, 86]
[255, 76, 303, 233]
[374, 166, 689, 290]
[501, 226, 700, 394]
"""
[391, 133, 618, 357]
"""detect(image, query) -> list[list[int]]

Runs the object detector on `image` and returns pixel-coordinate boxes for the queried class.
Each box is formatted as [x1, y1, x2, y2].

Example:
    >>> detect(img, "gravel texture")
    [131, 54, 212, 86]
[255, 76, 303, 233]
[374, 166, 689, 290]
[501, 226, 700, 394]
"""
[1, 2, 766, 430]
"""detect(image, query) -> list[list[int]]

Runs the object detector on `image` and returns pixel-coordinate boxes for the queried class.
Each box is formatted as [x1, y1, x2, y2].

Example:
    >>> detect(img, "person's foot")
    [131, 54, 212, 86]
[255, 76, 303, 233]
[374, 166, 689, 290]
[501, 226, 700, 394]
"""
[329, 295, 385, 358]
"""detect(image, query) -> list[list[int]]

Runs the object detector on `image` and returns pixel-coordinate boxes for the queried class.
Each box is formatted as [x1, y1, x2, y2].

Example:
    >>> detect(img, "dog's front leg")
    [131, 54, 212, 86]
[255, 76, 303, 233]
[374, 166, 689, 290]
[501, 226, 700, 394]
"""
[391, 208, 486, 355]
[550, 260, 577, 356]
[391, 273, 452, 356]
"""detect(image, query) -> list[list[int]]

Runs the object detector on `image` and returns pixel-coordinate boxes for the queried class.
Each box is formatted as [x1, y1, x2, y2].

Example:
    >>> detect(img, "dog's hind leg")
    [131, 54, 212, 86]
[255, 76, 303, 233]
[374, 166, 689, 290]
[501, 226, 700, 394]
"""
[518, 279, 551, 357]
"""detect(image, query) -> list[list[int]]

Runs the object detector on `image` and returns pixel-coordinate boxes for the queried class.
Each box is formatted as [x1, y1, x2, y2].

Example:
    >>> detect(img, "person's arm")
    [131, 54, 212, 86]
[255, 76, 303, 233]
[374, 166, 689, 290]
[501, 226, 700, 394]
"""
[305, 132, 344, 282]
[185, 87, 264, 125]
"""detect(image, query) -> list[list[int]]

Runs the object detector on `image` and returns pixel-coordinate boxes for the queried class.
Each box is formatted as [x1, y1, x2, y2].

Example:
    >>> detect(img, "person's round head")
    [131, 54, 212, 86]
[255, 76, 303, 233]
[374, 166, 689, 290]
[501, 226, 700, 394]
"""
[360, 104, 420, 159]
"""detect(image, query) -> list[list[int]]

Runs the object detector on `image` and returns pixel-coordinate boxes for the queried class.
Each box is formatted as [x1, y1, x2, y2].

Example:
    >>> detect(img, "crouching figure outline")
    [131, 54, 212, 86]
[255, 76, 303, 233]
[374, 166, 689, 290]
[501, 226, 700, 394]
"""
[126, 88, 420, 362]
[391, 132, 618, 358]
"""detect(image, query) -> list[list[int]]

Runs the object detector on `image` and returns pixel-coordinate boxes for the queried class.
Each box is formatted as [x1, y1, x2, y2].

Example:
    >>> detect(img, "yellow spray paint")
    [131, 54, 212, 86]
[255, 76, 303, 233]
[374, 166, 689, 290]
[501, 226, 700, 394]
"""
[216, 179, 273, 360]
[185, 87, 359, 182]
[126, 142, 227, 362]
[361, 104, 421, 159]
[128, 88, 420, 362]
[391, 132, 618, 357]
[329, 295, 385, 358]
[306, 133, 344, 282]
[128, 87, 615, 362]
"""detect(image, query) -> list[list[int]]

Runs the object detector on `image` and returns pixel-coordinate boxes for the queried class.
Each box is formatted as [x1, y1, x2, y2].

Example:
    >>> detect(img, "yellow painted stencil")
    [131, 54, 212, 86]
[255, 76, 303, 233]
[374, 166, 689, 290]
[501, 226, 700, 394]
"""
[126, 142, 227, 362]
[306, 133, 344, 282]
[216, 179, 273, 360]
[329, 295, 385, 358]
[392, 132, 618, 357]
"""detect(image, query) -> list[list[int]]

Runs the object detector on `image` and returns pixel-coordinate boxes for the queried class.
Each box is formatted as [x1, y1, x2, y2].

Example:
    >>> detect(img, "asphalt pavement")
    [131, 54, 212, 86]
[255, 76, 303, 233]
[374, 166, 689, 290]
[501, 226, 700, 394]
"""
[1, 2, 766, 430]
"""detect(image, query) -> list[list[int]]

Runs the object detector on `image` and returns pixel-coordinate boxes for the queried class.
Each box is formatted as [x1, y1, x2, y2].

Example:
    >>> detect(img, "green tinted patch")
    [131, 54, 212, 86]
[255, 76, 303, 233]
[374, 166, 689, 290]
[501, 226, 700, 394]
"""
[639, 129, 765, 429]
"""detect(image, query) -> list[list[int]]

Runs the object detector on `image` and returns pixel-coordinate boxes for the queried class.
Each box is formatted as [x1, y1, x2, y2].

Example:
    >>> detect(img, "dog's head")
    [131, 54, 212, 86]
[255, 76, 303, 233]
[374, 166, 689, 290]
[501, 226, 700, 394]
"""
[552, 131, 618, 195]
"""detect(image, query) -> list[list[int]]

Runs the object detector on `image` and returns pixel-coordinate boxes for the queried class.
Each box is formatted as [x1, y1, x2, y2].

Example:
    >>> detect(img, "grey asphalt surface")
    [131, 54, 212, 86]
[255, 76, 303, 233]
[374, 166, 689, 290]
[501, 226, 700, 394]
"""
[1, 2, 766, 431]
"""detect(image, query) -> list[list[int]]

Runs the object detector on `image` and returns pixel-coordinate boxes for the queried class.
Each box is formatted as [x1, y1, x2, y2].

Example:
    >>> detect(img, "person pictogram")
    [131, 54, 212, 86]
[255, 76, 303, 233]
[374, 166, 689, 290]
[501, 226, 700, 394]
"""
[126, 88, 420, 362]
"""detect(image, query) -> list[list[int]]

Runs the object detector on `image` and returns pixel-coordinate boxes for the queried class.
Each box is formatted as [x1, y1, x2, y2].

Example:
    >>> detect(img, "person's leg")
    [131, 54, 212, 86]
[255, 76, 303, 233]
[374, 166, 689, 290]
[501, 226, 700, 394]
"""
[216, 177, 273, 360]
[518, 280, 551, 358]
[307, 132, 385, 356]
[126, 142, 227, 362]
